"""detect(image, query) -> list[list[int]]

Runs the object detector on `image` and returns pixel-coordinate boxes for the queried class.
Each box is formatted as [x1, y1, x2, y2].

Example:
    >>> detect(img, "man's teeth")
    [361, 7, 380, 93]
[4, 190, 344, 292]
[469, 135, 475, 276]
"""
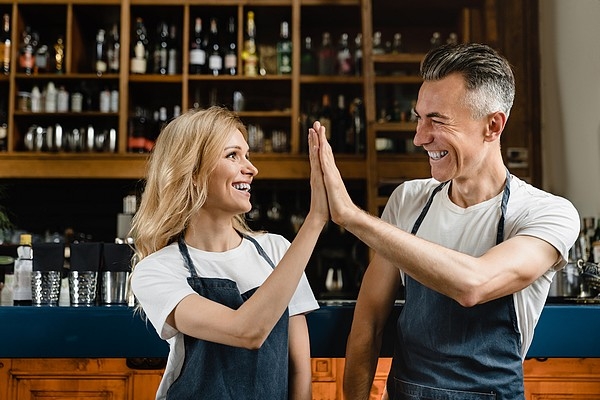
[428, 151, 448, 160]
[233, 183, 251, 191]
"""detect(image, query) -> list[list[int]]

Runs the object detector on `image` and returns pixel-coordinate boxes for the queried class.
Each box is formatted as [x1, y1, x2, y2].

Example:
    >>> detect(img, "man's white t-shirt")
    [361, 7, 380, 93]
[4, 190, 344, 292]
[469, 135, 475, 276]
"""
[131, 233, 319, 399]
[381, 175, 580, 358]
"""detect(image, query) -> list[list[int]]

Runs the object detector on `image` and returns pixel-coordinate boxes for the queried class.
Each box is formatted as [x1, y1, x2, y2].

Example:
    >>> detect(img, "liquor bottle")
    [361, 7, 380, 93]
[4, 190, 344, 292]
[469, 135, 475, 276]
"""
[18, 27, 34, 75]
[53, 36, 65, 74]
[207, 18, 223, 76]
[446, 32, 458, 45]
[349, 97, 365, 154]
[107, 23, 120, 74]
[317, 32, 335, 76]
[430, 31, 442, 49]
[0, 98, 7, 151]
[128, 106, 149, 153]
[153, 21, 169, 75]
[319, 93, 332, 142]
[242, 11, 258, 76]
[94, 29, 108, 75]
[168, 24, 179, 75]
[35, 43, 49, 74]
[391, 33, 404, 53]
[0, 13, 11, 75]
[189, 18, 206, 74]
[276, 21, 292, 75]
[336, 33, 353, 76]
[333, 94, 350, 152]
[224, 17, 237, 75]
[353, 33, 362, 76]
[13, 233, 33, 306]
[300, 36, 316, 75]
[130, 17, 148, 74]
[372, 31, 385, 55]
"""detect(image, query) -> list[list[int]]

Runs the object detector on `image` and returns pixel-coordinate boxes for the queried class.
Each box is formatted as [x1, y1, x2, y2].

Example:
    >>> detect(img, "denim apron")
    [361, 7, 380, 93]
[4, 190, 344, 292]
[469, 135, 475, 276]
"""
[166, 234, 289, 400]
[388, 171, 525, 400]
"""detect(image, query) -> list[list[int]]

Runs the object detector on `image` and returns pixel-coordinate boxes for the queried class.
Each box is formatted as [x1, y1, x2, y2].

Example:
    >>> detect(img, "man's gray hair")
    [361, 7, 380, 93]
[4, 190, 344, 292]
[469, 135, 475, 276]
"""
[420, 43, 515, 119]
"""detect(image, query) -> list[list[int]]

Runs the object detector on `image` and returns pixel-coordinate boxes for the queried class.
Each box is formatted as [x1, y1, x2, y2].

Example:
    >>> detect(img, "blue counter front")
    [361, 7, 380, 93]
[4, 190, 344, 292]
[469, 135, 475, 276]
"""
[0, 304, 599, 359]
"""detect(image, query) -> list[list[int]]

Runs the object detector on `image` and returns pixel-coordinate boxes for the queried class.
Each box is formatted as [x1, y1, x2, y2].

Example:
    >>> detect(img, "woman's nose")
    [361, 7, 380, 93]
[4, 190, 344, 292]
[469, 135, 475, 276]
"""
[244, 159, 258, 176]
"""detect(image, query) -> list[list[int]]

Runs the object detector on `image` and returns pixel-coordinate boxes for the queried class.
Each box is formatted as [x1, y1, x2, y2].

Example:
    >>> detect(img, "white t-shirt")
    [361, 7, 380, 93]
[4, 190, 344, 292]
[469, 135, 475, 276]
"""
[131, 232, 319, 400]
[381, 175, 580, 358]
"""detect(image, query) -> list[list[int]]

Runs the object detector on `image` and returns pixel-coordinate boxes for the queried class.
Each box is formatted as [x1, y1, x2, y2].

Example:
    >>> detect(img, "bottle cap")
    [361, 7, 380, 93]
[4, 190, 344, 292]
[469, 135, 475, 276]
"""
[20, 233, 32, 245]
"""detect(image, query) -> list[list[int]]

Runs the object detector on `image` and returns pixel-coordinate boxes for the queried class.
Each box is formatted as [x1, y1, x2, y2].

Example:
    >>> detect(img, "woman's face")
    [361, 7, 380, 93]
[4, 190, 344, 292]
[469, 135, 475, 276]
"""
[203, 129, 258, 217]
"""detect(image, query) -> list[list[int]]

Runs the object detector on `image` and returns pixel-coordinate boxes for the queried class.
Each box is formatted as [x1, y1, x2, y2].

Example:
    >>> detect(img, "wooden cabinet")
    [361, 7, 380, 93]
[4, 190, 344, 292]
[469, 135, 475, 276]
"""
[523, 358, 600, 399]
[3, 357, 597, 399]
[0, 358, 162, 400]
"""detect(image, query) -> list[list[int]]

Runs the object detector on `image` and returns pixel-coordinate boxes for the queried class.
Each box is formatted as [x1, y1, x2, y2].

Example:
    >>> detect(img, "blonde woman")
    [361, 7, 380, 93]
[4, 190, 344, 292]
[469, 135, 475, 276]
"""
[130, 106, 328, 399]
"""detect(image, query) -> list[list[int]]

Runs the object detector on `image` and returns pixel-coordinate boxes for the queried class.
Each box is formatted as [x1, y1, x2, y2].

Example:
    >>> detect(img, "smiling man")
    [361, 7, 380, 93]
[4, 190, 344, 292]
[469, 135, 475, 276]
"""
[312, 43, 580, 400]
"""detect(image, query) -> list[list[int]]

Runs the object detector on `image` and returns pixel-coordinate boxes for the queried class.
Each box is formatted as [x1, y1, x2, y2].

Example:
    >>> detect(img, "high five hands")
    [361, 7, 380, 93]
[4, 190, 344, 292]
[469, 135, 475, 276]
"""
[308, 120, 362, 229]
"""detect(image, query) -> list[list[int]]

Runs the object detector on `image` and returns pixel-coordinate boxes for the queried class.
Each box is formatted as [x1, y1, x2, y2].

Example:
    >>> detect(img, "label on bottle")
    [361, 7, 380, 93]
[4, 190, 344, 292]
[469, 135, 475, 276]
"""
[96, 60, 107, 74]
[0, 41, 9, 69]
[190, 49, 206, 66]
[243, 54, 258, 76]
[208, 54, 222, 72]
[130, 57, 147, 74]
[224, 53, 236, 70]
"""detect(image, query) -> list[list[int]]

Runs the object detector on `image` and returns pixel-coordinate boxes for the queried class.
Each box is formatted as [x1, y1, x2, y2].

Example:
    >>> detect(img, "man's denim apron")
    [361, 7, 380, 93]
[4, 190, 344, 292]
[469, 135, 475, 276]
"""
[388, 171, 525, 400]
[166, 235, 289, 399]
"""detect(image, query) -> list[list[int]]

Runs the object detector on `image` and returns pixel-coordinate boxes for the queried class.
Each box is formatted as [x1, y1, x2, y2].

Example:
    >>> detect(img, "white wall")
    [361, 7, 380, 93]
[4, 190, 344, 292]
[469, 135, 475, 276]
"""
[539, 0, 600, 220]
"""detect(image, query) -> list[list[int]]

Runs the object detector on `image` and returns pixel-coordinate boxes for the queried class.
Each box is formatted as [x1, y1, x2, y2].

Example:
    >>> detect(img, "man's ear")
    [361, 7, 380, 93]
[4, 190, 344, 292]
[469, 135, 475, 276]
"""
[485, 111, 507, 141]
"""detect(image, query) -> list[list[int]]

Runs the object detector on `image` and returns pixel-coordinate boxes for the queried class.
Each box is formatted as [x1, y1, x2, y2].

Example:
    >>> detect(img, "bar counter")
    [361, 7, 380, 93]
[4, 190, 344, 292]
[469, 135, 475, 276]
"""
[1, 302, 599, 359]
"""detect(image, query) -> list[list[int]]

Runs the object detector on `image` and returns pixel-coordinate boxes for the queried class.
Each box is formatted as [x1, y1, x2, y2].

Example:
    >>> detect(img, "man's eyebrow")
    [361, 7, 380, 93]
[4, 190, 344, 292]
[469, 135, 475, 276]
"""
[426, 112, 449, 119]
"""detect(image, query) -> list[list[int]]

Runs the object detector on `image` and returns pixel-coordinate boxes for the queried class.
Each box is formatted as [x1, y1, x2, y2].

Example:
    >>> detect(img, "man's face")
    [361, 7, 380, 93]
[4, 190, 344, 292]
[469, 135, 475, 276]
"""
[413, 73, 491, 183]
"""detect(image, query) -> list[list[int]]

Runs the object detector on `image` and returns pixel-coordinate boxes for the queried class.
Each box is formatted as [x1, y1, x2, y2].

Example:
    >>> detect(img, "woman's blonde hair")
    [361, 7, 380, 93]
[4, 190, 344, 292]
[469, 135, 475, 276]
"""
[130, 106, 251, 266]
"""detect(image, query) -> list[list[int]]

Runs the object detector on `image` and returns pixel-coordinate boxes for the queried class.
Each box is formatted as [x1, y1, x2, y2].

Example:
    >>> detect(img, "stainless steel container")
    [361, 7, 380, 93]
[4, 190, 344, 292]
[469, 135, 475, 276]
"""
[31, 270, 61, 306]
[101, 271, 129, 305]
[69, 271, 98, 306]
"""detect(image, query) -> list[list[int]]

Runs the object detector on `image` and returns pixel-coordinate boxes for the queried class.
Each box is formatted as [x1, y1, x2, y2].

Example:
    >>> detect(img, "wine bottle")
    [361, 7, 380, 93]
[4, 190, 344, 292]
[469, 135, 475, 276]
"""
[319, 93, 332, 142]
[207, 18, 223, 76]
[333, 94, 349, 152]
[336, 33, 353, 76]
[189, 18, 207, 74]
[276, 21, 292, 75]
[168, 24, 179, 75]
[353, 33, 362, 76]
[153, 21, 169, 75]
[350, 97, 365, 154]
[94, 29, 108, 75]
[0, 13, 9, 75]
[107, 23, 120, 74]
[317, 32, 335, 76]
[224, 16, 237, 75]
[242, 11, 258, 76]
[130, 17, 148, 74]
[300, 36, 316, 75]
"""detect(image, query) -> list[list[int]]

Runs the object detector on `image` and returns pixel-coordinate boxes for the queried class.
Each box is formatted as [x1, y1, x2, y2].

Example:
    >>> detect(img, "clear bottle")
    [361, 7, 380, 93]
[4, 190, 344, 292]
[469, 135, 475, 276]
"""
[336, 33, 353, 76]
[242, 11, 258, 76]
[276, 21, 292, 75]
[107, 23, 120, 74]
[224, 16, 237, 76]
[130, 17, 148, 74]
[44, 81, 57, 113]
[0, 13, 10, 75]
[94, 29, 108, 75]
[189, 17, 206, 74]
[1, 273, 14, 306]
[13, 233, 33, 306]
[317, 32, 336, 75]
[207, 18, 223, 76]
[300, 36, 316, 75]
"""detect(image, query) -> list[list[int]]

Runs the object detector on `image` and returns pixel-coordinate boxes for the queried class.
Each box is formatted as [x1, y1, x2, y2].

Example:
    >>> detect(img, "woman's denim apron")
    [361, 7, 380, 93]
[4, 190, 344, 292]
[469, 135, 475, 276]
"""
[388, 171, 525, 400]
[166, 235, 289, 400]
